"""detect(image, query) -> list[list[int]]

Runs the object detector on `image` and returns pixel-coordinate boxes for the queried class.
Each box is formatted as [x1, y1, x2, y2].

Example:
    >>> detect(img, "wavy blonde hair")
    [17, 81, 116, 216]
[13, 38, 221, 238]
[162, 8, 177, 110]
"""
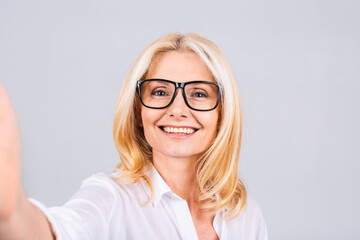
[113, 32, 247, 219]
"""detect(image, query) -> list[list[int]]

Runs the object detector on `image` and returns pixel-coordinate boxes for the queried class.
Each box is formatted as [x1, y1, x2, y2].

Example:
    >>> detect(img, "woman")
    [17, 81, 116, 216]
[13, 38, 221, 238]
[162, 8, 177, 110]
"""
[0, 33, 267, 239]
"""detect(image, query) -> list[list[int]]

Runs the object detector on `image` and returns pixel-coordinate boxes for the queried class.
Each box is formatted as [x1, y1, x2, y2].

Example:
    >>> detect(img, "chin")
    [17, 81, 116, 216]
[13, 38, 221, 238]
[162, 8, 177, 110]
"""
[162, 149, 203, 159]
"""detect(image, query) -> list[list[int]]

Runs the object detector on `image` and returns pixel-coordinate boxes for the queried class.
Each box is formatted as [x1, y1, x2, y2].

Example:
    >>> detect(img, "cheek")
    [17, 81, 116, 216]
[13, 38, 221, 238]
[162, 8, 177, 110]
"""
[200, 112, 219, 135]
[210, 117, 219, 136]
[140, 109, 152, 134]
[140, 108, 162, 144]
[141, 106, 155, 124]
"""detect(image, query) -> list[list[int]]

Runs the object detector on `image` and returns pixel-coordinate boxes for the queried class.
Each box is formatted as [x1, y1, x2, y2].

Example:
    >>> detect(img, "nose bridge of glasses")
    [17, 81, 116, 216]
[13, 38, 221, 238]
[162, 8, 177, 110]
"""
[172, 86, 186, 102]
[174, 82, 186, 96]
[169, 84, 189, 109]
[175, 82, 186, 88]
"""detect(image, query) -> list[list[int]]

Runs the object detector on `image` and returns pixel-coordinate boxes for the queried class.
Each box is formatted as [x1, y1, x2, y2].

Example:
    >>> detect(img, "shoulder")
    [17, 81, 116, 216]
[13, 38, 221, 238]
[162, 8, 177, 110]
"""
[74, 172, 148, 206]
[73, 172, 144, 201]
[78, 173, 119, 192]
[69, 173, 120, 201]
[226, 195, 268, 240]
[242, 195, 265, 221]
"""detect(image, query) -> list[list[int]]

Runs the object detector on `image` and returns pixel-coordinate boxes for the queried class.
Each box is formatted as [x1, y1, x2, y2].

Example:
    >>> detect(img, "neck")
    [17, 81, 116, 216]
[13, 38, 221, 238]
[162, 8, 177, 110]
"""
[152, 153, 201, 203]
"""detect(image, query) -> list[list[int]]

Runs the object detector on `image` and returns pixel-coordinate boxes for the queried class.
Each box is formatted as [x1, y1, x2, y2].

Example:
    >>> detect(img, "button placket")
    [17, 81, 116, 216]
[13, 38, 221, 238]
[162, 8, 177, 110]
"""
[172, 199, 198, 240]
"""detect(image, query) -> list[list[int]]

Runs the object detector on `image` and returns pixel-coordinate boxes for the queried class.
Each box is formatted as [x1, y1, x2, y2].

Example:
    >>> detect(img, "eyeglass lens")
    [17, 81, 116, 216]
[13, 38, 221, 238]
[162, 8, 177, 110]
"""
[140, 80, 218, 110]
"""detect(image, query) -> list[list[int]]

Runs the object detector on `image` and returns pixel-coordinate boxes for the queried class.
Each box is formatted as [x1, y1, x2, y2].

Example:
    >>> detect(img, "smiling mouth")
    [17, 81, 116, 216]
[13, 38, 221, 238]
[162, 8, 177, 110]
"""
[159, 126, 199, 135]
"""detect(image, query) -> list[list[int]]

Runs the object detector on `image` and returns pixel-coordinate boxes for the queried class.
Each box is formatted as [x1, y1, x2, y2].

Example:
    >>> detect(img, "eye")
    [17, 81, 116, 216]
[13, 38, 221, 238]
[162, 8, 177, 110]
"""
[193, 91, 208, 98]
[151, 89, 169, 96]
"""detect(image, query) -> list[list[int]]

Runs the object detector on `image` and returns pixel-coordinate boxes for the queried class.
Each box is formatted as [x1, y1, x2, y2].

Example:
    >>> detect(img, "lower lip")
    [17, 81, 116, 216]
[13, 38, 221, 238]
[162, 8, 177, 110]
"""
[158, 127, 197, 140]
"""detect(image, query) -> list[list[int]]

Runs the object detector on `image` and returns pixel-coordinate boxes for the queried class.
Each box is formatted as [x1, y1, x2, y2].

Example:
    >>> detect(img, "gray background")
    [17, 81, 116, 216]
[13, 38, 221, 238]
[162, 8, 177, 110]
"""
[1, 0, 359, 239]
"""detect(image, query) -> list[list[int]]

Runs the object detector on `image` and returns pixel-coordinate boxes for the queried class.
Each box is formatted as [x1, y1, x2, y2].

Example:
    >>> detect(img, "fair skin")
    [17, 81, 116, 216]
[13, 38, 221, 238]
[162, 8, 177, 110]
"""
[0, 51, 220, 240]
[0, 83, 54, 239]
[141, 51, 220, 240]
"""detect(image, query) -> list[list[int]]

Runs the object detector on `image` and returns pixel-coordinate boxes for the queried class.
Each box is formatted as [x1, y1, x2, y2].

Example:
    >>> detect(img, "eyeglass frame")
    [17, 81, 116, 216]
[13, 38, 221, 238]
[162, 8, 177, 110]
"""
[136, 79, 221, 111]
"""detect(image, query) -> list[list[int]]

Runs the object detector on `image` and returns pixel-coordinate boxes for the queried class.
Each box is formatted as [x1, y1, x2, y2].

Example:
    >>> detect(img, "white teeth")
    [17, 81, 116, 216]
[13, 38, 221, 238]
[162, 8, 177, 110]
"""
[163, 127, 196, 134]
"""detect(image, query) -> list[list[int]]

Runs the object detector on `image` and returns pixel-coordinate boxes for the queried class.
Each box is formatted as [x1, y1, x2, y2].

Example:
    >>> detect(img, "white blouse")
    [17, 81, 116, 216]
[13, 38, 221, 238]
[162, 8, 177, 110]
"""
[30, 165, 268, 240]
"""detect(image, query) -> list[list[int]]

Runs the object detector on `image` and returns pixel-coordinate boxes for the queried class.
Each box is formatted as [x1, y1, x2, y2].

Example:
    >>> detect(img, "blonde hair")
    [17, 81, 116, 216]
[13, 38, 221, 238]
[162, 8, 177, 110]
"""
[113, 32, 247, 219]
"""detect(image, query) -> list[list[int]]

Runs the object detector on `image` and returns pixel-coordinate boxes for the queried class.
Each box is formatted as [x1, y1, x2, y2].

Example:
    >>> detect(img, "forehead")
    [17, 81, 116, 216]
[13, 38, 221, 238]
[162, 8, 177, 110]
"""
[146, 51, 215, 83]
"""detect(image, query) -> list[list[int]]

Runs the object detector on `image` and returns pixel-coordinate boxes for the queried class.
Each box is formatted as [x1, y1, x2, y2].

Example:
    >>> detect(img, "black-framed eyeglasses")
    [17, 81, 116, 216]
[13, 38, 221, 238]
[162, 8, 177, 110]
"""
[137, 79, 220, 111]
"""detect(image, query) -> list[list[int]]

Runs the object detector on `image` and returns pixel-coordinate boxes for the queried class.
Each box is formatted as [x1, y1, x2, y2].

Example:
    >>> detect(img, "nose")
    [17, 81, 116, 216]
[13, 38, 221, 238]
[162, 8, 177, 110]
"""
[167, 89, 189, 118]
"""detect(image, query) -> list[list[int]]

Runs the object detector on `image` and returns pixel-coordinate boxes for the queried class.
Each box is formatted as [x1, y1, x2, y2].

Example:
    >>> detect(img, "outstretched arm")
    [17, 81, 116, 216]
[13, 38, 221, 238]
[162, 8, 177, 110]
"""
[0, 82, 55, 239]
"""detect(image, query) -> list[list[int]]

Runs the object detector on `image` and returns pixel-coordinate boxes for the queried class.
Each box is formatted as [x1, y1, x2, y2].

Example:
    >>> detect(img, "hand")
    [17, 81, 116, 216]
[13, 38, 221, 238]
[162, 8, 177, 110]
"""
[0, 82, 21, 219]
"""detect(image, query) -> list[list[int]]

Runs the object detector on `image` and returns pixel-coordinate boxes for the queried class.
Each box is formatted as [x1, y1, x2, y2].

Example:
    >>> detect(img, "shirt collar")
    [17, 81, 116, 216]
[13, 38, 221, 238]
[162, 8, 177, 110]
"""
[141, 164, 173, 207]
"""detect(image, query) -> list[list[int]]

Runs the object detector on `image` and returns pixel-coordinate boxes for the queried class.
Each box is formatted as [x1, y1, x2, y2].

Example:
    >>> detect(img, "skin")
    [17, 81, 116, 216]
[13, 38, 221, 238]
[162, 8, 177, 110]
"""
[141, 51, 220, 240]
[0, 83, 54, 239]
[0, 82, 21, 220]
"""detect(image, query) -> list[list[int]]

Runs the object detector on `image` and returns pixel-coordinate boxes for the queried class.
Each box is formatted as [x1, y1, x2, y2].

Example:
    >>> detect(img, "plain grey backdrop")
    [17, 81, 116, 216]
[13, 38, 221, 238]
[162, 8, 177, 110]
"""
[1, 0, 359, 239]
